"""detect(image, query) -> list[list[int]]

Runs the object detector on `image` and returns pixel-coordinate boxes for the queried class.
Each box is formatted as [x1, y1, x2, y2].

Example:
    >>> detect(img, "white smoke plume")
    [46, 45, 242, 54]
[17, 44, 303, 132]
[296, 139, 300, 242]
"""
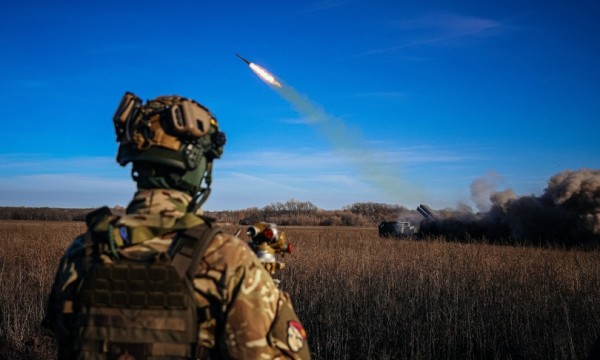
[470, 171, 503, 212]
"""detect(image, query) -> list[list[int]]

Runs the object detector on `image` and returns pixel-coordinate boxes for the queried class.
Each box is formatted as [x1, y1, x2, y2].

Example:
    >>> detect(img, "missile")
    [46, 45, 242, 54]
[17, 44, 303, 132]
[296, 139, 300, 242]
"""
[235, 53, 251, 65]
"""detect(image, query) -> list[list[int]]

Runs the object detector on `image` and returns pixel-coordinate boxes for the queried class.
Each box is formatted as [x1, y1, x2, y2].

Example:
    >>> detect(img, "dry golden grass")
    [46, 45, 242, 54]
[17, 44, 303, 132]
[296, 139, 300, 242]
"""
[275, 226, 600, 359]
[1, 221, 599, 359]
[0, 221, 84, 359]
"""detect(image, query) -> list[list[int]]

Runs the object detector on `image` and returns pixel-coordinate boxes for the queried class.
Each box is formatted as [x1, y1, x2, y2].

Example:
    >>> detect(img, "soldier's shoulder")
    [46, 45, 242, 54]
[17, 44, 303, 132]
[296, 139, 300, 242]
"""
[63, 233, 88, 259]
[203, 229, 256, 265]
[206, 230, 251, 254]
[85, 206, 114, 227]
[63, 207, 116, 259]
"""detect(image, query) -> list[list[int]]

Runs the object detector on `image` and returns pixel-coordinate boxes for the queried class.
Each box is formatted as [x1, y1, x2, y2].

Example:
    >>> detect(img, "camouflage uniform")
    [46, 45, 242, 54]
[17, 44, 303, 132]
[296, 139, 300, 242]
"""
[43, 189, 310, 359]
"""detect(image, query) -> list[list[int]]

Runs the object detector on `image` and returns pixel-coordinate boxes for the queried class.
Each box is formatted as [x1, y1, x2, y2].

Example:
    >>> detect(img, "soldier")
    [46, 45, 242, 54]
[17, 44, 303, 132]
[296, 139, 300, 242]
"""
[42, 93, 310, 359]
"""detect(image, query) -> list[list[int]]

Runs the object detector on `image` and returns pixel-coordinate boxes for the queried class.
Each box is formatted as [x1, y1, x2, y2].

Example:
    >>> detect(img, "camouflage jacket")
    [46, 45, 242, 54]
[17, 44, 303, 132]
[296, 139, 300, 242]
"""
[42, 189, 310, 359]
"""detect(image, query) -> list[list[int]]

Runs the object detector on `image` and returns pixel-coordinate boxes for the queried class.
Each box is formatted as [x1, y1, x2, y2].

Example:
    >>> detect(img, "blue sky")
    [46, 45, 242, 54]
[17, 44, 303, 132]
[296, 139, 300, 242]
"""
[1, 1, 599, 211]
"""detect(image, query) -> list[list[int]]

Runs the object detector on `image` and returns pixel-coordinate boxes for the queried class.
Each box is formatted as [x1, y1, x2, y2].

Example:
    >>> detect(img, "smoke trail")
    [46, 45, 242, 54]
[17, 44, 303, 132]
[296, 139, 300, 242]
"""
[271, 83, 422, 204]
[420, 169, 600, 246]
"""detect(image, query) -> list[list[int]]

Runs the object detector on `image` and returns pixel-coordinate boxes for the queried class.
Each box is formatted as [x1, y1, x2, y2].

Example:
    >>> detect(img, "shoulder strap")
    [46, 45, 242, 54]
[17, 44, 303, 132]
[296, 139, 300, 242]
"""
[83, 206, 123, 263]
[170, 222, 222, 279]
[85, 206, 112, 228]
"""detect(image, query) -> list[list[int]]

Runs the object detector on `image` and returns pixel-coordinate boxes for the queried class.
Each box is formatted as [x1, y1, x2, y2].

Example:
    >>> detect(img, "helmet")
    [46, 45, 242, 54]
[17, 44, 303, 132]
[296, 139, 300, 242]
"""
[113, 92, 226, 210]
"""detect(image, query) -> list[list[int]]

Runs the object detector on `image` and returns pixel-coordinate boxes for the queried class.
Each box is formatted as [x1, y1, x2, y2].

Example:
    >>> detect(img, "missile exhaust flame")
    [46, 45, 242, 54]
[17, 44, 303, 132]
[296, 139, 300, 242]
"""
[236, 53, 281, 88]
[249, 63, 282, 88]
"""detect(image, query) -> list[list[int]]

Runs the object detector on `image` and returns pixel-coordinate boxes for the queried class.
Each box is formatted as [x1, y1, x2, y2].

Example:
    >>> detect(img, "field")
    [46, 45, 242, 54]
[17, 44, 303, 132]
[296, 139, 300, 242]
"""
[1, 221, 599, 359]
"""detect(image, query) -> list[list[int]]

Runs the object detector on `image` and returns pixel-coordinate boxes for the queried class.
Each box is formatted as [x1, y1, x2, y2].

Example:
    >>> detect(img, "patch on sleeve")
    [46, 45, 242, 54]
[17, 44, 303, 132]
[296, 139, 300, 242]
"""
[119, 226, 130, 245]
[287, 321, 307, 352]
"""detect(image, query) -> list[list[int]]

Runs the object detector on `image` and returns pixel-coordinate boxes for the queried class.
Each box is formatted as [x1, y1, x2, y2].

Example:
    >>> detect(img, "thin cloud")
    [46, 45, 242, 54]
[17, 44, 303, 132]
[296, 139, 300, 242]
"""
[0, 154, 123, 176]
[353, 12, 506, 57]
[210, 169, 381, 210]
[350, 46, 405, 58]
[352, 91, 408, 99]
[217, 146, 469, 208]
[0, 174, 134, 207]
[393, 13, 504, 44]
[394, 13, 502, 38]
[220, 149, 354, 171]
[219, 170, 367, 190]
[220, 146, 468, 172]
[0, 174, 131, 192]
[300, 0, 350, 14]
[219, 172, 301, 192]
[0, 147, 474, 209]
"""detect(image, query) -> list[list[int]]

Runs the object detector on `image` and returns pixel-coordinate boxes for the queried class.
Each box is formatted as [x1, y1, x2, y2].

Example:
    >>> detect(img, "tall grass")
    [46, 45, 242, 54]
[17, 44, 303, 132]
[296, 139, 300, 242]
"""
[0, 221, 83, 359]
[277, 227, 600, 360]
[1, 222, 599, 359]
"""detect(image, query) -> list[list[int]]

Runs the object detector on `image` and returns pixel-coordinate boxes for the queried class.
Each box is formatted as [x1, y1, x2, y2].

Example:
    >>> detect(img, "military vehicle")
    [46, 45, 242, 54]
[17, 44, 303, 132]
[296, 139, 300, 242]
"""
[378, 204, 439, 238]
[378, 221, 416, 238]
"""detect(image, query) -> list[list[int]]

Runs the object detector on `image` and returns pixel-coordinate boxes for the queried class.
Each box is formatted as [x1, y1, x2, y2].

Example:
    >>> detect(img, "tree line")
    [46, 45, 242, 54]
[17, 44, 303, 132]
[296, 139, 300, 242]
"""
[0, 206, 126, 222]
[206, 200, 420, 227]
[2, 201, 596, 247]
[0, 200, 416, 227]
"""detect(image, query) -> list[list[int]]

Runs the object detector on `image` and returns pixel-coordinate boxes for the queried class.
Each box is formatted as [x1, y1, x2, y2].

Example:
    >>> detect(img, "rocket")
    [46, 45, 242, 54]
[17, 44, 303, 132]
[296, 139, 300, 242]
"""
[235, 53, 251, 65]
[235, 53, 282, 88]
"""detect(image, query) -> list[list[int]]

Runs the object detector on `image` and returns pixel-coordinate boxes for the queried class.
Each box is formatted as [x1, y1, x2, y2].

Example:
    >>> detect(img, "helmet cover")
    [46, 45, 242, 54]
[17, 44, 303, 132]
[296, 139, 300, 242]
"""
[113, 92, 226, 200]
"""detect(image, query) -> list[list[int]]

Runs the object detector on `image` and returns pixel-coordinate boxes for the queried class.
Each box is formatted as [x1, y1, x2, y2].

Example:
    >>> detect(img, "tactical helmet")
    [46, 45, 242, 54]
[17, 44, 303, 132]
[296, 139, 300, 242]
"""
[113, 92, 226, 211]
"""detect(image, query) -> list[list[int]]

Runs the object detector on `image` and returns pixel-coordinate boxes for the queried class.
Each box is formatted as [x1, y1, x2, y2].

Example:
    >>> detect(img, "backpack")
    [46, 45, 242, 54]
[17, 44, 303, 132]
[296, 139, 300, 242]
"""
[72, 207, 221, 359]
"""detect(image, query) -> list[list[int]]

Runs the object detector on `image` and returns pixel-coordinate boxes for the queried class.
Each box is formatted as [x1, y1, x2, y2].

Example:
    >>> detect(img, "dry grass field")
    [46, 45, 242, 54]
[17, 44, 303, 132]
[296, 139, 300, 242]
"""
[1, 221, 599, 359]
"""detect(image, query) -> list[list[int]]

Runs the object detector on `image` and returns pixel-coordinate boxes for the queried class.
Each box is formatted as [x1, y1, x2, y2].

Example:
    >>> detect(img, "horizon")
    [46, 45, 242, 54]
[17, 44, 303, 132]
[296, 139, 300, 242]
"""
[2, 1, 599, 211]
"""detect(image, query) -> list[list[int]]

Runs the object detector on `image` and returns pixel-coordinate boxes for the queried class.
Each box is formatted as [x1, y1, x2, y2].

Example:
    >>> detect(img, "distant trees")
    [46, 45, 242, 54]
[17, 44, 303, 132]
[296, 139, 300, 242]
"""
[0, 201, 418, 227]
[0, 206, 124, 221]
[0, 207, 92, 221]
[206, 200, 419, 227]
[342, 202, 424, 225]
[263, 199, 319, 216]
[343, 202, 405, 224]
